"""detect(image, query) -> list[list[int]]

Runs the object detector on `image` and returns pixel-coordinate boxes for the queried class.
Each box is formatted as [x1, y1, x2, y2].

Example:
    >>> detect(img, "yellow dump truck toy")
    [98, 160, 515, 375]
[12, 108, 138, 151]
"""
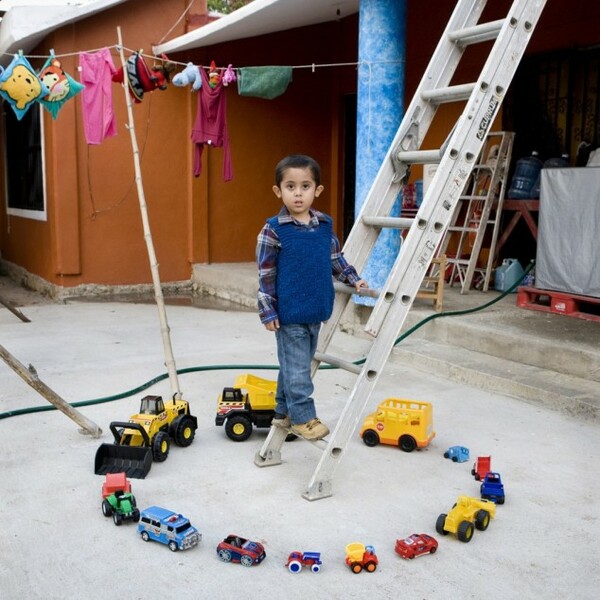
[216, 374, 280, 441]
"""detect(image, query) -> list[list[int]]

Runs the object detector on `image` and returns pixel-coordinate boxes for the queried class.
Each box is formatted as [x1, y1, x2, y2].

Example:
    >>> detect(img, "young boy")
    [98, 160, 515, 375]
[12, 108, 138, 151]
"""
[256, 154, 367, 440]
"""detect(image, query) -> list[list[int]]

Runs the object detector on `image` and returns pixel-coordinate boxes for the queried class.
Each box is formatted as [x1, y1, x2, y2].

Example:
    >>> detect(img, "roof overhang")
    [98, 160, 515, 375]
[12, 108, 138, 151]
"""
[0, 0, 127, 66]
[154, 0, 359, 55]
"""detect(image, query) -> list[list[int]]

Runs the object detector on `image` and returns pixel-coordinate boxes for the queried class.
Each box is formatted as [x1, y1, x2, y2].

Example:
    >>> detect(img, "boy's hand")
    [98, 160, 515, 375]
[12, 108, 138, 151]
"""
[354, 279, 368, 292]
[265, 319, 280, 331]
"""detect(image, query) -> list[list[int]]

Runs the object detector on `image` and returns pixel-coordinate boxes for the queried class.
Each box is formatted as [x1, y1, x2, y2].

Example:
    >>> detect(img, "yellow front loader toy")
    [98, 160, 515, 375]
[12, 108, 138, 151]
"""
[95, 395, 197, 479]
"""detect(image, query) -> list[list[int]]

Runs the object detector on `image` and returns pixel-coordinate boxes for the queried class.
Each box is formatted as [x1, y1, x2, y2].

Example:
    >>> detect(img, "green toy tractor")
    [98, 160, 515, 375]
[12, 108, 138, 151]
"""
[102, 490, 140, 526]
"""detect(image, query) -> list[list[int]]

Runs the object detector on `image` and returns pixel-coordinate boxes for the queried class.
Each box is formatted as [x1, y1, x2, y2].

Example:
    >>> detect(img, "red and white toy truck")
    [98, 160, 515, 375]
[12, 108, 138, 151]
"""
[471, 456, 491, 481]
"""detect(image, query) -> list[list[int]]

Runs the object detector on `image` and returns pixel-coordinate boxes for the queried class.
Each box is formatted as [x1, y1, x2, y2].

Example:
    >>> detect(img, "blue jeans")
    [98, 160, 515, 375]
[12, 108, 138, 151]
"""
[275, 323, 321, 425]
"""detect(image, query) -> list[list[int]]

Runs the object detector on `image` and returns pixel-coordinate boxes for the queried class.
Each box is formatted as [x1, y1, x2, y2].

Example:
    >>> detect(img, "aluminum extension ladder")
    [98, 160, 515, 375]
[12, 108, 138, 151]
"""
[439, 130, 515, 293]
[255, 0, 547, 501]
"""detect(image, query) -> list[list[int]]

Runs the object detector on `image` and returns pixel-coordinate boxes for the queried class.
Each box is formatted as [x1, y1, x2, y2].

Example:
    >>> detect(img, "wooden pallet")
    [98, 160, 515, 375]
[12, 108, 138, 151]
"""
[517, 286, 600, 322]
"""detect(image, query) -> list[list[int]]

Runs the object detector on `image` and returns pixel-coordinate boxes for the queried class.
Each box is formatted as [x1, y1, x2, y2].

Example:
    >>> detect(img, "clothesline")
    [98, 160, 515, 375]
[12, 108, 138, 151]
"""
[3, 44, 405, 71]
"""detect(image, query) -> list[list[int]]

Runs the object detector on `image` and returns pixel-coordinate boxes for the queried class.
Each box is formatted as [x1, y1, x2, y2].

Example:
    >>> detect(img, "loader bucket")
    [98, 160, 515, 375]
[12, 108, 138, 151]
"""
[94, 443, 152, 479]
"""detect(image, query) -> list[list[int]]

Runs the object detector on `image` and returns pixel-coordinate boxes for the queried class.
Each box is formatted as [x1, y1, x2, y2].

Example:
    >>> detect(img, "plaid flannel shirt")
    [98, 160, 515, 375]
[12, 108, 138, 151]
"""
[256, 207, 362, 324]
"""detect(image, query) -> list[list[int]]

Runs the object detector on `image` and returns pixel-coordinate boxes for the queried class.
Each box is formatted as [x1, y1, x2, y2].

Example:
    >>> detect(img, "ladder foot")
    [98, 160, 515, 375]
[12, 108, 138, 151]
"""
[302, 480, 333, 502]
[254, 449, 282, 468]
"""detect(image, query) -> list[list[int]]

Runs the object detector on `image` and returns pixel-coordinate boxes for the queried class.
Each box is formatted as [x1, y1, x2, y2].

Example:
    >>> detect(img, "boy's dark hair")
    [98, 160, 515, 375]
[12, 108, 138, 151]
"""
[274, 154, 321, 187]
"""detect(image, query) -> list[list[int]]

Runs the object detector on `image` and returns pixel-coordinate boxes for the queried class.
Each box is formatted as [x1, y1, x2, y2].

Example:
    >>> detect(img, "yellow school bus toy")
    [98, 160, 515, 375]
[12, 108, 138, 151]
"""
[359, 398, 435, 452]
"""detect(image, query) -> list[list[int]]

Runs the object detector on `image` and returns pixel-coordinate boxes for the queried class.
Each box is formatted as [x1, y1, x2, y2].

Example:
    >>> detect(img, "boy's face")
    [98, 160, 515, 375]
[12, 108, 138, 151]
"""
[273, 167, 324, 221]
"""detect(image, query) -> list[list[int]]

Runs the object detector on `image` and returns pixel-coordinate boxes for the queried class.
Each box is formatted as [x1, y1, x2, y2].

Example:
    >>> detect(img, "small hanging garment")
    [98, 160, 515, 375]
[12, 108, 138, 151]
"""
[237, 66, 292, 99]
[191, 67, 233, 181]
[79, 48, 117, 144]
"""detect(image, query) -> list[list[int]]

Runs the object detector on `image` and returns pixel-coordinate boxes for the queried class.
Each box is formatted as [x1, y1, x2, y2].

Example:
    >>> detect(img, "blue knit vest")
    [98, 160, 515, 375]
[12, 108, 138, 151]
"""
[269, 215, 334, 325]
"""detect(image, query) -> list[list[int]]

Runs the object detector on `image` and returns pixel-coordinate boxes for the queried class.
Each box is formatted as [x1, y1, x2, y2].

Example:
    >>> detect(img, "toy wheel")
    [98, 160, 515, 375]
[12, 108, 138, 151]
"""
[168, 541, 178, 552]
[457, 521, 474, 543]
[443, 451, 449, 458]
[399, 435, 417, 453]
[475, 509, 490, 531]
[240, 555, 253, 567]
[435, 514, 448, 536]
[288, 560, 302, 573]
[133, 508, 140, 522]
[311, 563, 321, 573]
[102, 499, 112, 517]
[152, 431, 170, 462]
[218, 549, 232, 562]
[141, 531, 150, 542]
[362, 429, 380, 447]
[474, 473, 481, 481]
[429, 546, 437, 554]
[172, 415, 196, 447]
[497, 497, 505, 505]
[225, 415, 253, 442]
[365, 561, 377, 573]
[452, 456, 458, 462]
[351, 562, 362, 574]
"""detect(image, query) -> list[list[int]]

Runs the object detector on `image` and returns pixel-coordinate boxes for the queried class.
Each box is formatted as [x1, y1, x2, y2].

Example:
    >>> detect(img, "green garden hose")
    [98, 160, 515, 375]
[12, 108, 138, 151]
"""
[0, 261, 533, 420]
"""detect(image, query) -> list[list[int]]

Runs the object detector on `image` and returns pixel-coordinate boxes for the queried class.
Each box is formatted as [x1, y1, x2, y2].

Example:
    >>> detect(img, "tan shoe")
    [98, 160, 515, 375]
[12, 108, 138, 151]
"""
[290, 418, 330, 440]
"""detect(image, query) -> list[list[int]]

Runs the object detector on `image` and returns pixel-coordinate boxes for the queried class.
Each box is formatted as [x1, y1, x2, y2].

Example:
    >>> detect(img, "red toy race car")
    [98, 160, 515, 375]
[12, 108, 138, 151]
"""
[394, 533, 438, 559]
[217, 534, 266, 566]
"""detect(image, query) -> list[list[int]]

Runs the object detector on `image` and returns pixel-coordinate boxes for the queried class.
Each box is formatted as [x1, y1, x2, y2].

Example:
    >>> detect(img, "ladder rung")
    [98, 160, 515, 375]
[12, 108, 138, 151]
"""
[459, 195, 488, 200]
[361, 215, 414, 230]
[421, 83, 475, 103]
[448, 19, 505, 45]
[333, 281, 380, 299]
[396, 149, 442, 164]
[314, 352, 362, 375]
[446, 258, 470, 265]
[448, 226, 477, 233]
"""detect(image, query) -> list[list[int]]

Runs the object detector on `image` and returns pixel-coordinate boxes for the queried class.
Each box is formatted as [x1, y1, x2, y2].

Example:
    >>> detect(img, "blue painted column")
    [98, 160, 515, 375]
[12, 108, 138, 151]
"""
[355, 0, 406, 305]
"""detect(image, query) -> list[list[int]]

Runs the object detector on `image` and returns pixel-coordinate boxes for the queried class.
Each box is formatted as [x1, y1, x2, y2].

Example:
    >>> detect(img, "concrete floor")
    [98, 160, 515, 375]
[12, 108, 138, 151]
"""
[1, 289, 598, 599]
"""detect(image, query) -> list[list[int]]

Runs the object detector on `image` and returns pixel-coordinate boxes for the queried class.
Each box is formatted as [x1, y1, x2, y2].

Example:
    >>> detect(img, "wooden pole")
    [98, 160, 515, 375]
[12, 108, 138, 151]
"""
[0, 344, 102, 438]
[0, 295, 31, 323]
[116, 27, 182, 400]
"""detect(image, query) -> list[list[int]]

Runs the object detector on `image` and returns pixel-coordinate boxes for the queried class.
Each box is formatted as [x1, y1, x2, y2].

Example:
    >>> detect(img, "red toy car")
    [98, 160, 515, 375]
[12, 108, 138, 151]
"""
[394, 533, 438, 559]
[217, 534, 266, 567]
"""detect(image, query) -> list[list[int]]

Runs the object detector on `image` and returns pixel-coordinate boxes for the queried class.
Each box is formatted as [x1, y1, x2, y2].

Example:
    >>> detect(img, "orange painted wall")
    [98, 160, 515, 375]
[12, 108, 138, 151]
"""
[0, 0, 198, 287]
[1, 0, 598, 288]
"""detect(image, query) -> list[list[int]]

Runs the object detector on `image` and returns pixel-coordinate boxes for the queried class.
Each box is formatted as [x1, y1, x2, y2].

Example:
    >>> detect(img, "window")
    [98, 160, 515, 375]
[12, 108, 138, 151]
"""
[3, 103, 46, 220]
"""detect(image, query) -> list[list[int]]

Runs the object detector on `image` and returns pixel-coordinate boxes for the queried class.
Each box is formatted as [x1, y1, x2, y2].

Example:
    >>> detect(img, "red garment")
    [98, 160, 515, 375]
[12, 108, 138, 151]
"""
[191, 68, 233, 180]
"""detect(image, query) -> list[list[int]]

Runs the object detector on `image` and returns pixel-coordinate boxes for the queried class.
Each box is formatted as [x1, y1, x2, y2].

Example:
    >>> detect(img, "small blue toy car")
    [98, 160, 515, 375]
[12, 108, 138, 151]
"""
[443, 446, 470, 463]
[138, 506, 201, 551]
[480, 472, 505, 504]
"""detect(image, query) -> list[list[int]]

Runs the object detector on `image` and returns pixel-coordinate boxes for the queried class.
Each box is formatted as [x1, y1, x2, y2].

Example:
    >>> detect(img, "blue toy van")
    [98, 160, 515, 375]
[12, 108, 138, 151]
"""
[138, 506, 201, 551]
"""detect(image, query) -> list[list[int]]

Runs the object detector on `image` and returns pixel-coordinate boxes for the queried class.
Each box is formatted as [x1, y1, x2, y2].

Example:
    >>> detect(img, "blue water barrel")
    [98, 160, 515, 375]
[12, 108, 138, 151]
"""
[507, 152, 543, 199]
[531, 154, 569, 197]
[415, 179, 423, 207]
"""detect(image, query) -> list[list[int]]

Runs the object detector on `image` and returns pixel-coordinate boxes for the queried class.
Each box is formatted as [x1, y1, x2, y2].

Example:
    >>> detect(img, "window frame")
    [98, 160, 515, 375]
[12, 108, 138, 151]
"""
[3, 103, 47, 222]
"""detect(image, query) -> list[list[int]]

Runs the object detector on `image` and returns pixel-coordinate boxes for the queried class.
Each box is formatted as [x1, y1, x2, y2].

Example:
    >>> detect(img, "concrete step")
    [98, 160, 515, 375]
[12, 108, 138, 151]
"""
[389, 337, 599, 421]
[402, 307, 600, 384]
